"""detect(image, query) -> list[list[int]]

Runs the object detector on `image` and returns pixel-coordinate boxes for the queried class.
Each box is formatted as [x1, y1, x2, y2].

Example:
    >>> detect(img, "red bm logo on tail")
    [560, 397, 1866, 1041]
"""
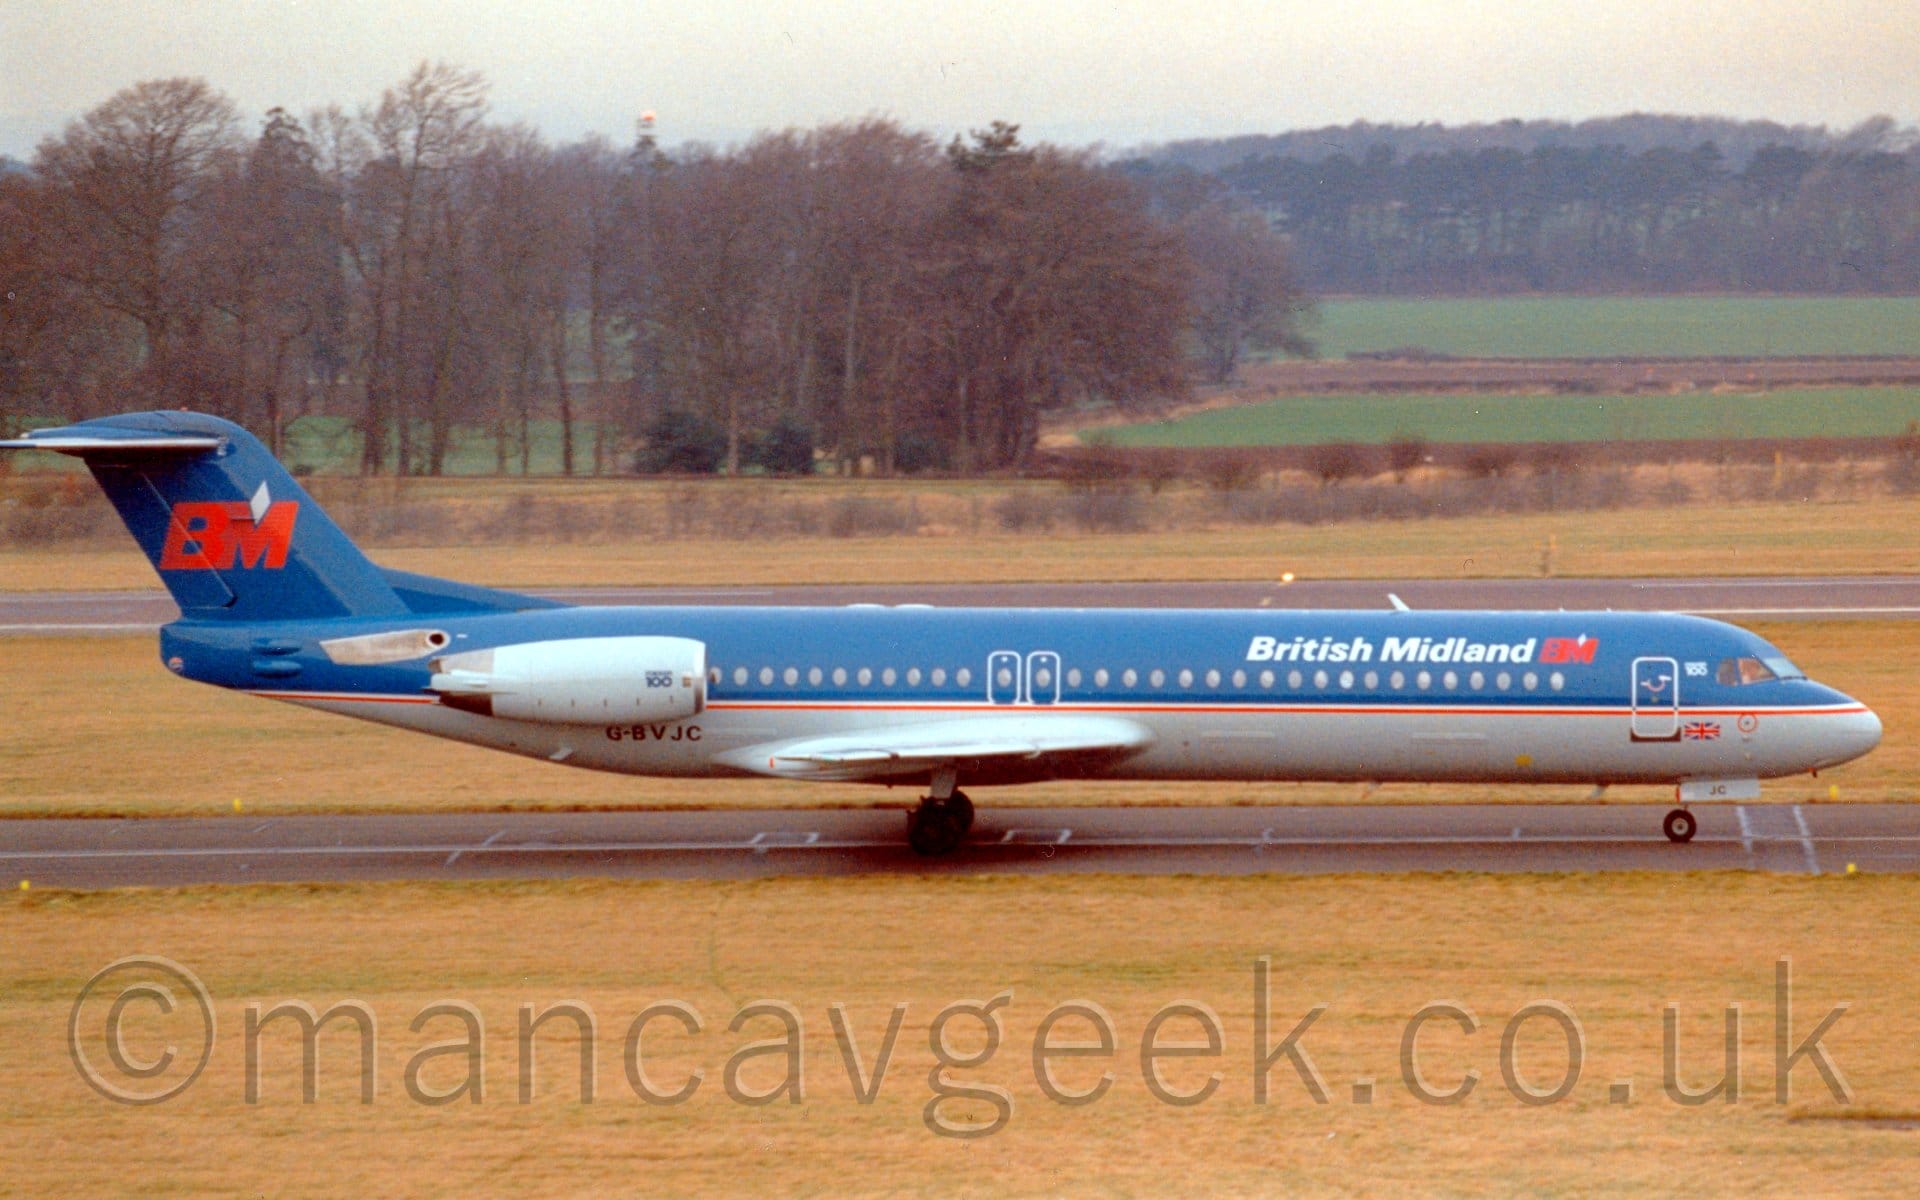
[159, 500, 298, 570]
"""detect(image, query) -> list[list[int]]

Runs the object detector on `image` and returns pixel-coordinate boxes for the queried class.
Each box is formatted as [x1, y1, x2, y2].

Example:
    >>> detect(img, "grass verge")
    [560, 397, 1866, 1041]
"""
[10, 495, 1920, 592]
[3, 872, 1915, 1196]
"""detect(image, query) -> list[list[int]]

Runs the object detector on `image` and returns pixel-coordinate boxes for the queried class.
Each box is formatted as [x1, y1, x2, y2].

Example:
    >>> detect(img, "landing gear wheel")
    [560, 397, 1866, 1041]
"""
[1663, 808, 1697, 844]
[907, 804, 964, 857]
[942, 790, 974, 835]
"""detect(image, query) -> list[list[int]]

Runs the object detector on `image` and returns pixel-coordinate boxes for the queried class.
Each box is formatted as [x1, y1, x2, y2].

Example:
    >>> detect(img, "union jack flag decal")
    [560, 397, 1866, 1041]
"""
[1682, 721, 1721, 741]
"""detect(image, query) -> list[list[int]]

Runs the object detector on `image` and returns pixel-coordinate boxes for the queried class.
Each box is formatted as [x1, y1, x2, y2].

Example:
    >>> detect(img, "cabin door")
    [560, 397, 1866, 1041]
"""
[1631, 656, 1680, 741]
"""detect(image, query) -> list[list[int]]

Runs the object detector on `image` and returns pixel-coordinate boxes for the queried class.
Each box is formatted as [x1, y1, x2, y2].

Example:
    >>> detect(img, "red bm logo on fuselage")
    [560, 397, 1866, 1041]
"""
[158, 501, 299, 570]
[1540, 636, 1598, 664]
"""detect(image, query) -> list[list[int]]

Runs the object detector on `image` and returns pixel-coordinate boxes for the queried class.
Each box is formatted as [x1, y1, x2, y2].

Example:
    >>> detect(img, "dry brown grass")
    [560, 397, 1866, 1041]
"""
[4, 872, 1915, 1196]
[0, 620, 1907, 819]
[9, 495, 1920, 591]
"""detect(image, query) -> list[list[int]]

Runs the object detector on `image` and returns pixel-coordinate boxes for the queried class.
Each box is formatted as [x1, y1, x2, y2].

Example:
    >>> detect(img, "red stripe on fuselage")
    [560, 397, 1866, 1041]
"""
[245, 692, 1869, 719]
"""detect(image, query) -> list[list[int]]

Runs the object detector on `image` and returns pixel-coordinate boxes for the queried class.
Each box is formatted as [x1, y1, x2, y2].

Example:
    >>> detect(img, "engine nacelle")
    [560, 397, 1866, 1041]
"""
[428, 636, 707, 724]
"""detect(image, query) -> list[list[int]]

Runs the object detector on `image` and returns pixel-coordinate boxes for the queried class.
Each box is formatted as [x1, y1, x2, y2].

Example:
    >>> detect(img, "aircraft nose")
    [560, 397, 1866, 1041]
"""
[1829, 699, 1882, 766]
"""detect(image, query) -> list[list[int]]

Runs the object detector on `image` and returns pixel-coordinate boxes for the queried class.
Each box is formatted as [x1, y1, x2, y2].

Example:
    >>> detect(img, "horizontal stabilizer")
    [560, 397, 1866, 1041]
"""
[0, 432, 223, 455]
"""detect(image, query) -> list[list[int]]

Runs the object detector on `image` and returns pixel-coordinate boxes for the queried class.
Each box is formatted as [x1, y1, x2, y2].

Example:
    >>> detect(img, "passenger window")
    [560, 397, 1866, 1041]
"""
[734, 667, 748, 686]
[833, 667, 847, 686]
[1364, 670, 1378, 689]
[1123, 669, 1138, 687]
[1150, 669, 1166, 687]
[1390, 670, 1405, 689]
[932, 668, 947, 686]
[1232, 669, 1246, 688]
[1288, 670, 1303, 689]
[1260, 669, 1275, 688]
[1096, 668, 1110, 687]
[883, 668, 897, 686]
[1207, 669, 1222, 688]
[783, 667, 799, 686]
[1443, 670, 1458, 689]
[1067, 668, 1082, 687]
[957, 668, 972, 687]
[760, 667, 774, 685]
[1417, 670, 1432, 690]
[808, 667, 823, 686]
[858, 667, 873, 686]
[1313, 669, 1329, 688]
[907, 667, 922, 685]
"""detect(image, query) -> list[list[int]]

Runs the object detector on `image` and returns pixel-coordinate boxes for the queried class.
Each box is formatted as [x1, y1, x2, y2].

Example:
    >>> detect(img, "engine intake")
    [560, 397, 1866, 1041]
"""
[428, 636, 707, 724]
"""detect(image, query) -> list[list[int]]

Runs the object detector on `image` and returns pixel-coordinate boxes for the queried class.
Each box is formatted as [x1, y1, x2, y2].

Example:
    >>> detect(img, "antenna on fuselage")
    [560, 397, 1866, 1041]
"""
[1388, 593, 1411, 612]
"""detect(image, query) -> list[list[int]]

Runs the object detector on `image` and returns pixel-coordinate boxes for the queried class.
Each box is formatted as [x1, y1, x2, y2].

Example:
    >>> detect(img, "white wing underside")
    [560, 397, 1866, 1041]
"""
[723, 715, 1155, 782]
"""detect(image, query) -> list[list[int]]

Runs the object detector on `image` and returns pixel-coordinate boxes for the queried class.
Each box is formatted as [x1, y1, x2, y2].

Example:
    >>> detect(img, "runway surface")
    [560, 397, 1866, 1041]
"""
[3, 803, 1914, 888]
[6, 574, 1920, 633]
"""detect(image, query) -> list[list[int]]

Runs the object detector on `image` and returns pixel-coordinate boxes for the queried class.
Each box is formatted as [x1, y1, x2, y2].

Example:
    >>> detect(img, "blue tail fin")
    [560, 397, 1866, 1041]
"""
[3, 411, 557, 622]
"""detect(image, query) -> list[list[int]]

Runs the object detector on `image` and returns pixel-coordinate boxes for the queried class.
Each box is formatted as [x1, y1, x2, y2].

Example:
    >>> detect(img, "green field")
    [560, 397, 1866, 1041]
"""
[1303, 296, 1920, 359]
[1091, 387, 1920, 447]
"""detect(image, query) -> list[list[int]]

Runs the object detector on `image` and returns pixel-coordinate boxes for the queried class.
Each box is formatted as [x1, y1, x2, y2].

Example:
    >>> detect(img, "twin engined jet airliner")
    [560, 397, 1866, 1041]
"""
[4, 412, 1882, 855]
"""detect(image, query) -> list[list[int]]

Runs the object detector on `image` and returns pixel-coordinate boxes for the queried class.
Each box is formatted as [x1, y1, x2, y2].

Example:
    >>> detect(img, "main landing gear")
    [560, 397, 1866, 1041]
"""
[1662, 807, 1698, 844]
[907, 790, 974, 857]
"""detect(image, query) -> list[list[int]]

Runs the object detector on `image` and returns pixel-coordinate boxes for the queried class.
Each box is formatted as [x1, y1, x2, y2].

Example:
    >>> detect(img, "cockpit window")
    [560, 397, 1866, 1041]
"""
[1717, 656, 1800, 686]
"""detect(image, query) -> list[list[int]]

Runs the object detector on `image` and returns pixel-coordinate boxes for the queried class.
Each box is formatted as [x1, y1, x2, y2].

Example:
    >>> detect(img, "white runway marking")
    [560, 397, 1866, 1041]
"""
[999, 828, 1073, 845]
[749, 831, 821, 853]
[1792, 805, 1821, 875]
[1736, 805, 1755, 857]
[445, 827, 508, 866]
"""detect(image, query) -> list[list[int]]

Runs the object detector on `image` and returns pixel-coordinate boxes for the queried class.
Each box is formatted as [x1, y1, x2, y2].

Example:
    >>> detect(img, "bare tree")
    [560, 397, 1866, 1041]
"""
[552, 135, 628, 473]
[30, 78, 238, 407]
[195, 108, 342, 452]
[645, 147, 786, 474]
[921, 125, 1190, 470]
[349, 61, 489, 473]
[1183, 201, 1315, 383]
[802, 119, 949, 473]
[0, 173, 132, 423]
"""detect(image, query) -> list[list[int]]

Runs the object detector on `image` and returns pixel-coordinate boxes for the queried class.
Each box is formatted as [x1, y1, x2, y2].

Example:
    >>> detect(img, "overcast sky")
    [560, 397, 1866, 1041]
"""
[3, 0, 1915, 160]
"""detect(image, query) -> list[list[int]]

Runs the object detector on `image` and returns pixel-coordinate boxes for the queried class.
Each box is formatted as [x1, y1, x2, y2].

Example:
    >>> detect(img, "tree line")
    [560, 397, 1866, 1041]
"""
[0, 67, 1308, 475]
[1127, 116, 1920, 294]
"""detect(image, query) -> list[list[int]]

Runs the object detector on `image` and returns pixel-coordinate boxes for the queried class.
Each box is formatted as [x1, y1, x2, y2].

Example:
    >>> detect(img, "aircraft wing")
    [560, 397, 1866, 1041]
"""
[723, 714, 1154, 783]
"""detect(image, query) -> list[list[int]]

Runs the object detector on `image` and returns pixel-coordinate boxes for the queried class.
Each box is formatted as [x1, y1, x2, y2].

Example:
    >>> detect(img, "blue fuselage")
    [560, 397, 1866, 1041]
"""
[158, 604, 1881, 791]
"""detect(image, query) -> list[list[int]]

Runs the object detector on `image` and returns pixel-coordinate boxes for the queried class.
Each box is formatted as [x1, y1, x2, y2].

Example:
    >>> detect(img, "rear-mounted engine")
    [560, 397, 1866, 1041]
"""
[427, 636, 707, 723]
